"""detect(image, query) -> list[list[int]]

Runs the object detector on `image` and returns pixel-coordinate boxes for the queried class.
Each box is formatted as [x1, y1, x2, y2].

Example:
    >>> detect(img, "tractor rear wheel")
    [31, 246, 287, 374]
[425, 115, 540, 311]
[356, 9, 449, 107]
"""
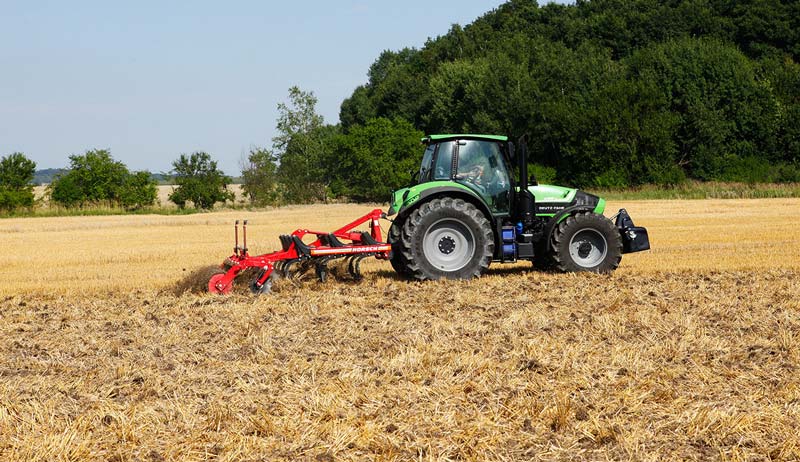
[551, 212, 622, 273]
[398, 197, 494, 280]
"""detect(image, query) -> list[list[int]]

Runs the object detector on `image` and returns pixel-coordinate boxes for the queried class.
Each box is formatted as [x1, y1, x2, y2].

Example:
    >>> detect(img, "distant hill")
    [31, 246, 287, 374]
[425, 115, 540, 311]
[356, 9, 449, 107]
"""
[33, 169, 68, 185]
[150, 173, 174, 185]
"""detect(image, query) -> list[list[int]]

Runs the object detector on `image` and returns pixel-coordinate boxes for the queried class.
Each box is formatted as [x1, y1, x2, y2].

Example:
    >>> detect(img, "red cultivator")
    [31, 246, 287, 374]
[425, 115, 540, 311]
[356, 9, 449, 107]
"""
[208, 209, 391, 294]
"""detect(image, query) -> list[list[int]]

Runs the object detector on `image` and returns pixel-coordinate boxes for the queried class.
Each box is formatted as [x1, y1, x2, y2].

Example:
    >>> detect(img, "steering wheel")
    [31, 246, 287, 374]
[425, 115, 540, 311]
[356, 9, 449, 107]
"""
[482, 168, 509, 195]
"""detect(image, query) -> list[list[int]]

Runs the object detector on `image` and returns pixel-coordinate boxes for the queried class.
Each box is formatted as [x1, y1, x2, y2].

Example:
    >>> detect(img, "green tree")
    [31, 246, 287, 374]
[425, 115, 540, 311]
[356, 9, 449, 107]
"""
[241, 147, 280, 206]
[273, 86, 338, 203]
[50, 149, 128, 206]
[759, 55, 800, 165]
[426, 58, 492, 133]
[627, 38, 780, 181]
[169, 152, 233, 209]
[330, 118, 423, 202]
[49, 149, 156, 208]
[118, 171, 158, 210]
[0, 152, 37, 211]
[339, 86, 375, 130]
[337, 0, 799, 186]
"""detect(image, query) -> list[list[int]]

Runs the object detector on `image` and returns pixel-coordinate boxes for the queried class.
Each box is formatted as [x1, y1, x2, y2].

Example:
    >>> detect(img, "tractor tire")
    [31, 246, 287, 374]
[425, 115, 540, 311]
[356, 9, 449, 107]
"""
[388, 219, 412, 277]
[551, 212, 622, 273]
[398, 197, 494, 280]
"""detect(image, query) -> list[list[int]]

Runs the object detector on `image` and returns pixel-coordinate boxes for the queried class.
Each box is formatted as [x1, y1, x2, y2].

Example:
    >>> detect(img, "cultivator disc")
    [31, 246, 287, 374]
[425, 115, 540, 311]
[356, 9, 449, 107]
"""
[207, 273, 233, 295]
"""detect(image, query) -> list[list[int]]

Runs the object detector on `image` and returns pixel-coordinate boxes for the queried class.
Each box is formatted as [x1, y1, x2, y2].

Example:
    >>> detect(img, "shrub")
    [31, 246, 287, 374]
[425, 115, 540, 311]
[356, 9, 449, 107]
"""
[119, 171, 158, 210]
[530, 164, 557, 184]
[49, 149, 157, 208]
[169, 152, 233, 209]
[241, 148, 281, 206]
[0, 152, 36, 211]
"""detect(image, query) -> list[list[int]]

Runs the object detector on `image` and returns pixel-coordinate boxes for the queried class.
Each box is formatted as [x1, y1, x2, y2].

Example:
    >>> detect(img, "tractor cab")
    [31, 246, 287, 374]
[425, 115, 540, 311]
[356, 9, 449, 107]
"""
[416, 134, 513, 214]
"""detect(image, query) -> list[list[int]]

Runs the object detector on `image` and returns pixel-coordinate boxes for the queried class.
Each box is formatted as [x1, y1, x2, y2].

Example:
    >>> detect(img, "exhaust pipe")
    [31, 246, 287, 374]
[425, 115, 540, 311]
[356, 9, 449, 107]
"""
[517, 137, 536, 229]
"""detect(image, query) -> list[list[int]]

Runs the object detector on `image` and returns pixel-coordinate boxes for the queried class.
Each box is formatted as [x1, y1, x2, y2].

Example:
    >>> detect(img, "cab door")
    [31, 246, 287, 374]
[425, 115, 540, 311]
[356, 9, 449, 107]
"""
[453, 140, 511, 214]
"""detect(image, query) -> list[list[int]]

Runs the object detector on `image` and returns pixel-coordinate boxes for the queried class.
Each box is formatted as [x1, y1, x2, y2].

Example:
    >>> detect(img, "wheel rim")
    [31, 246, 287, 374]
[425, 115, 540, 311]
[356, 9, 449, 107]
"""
[422, 218, 476, 272]
[568, 228, 608, 268]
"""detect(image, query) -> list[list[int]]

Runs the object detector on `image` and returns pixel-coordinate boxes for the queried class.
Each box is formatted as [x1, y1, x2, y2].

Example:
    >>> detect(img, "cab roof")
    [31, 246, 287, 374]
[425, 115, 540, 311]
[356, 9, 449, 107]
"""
[422, 134, 508, 144]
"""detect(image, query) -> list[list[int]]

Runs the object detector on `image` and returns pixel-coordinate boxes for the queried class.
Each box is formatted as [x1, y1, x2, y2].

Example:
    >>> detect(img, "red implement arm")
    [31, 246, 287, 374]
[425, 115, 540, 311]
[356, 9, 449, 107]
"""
[208, 209, 390, 294]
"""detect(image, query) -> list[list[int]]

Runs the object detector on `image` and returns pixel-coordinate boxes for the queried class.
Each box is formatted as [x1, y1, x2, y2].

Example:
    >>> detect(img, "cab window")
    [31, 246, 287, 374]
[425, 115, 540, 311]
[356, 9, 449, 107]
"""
[417, 144, 435, 183]
[455, 140, 511, 213]
[433, 142, 454, 180]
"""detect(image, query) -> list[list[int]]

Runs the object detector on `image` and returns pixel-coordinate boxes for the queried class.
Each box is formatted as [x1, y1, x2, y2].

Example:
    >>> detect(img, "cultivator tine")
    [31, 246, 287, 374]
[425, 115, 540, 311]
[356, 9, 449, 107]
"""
[344, 256, 354, 279]
[282, 259, 299, 279]
[348, 255, 365, 281]
[280, 259, 310, 279]
[315, 258, 330, 282]
[299, 260, 314, 277]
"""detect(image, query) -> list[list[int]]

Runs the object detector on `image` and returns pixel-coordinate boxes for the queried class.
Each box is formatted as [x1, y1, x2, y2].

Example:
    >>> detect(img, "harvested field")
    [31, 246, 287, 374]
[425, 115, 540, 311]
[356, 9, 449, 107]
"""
[1, 199, 799, 461]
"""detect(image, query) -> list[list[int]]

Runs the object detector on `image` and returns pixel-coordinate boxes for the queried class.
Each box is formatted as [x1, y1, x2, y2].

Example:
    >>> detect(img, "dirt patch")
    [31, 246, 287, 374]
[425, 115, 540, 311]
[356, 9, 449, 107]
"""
[171, 265, 225, 295]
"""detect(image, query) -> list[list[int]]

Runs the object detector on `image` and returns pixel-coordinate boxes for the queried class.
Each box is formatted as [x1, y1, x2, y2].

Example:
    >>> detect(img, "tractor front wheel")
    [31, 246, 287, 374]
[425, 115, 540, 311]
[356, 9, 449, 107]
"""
[398, 197, 494, 280]
[551, 212, 622, 273]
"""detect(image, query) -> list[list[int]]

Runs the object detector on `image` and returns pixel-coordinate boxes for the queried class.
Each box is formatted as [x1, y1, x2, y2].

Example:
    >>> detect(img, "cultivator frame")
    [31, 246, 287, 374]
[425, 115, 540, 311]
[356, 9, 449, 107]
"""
[208, 209, 391, 294]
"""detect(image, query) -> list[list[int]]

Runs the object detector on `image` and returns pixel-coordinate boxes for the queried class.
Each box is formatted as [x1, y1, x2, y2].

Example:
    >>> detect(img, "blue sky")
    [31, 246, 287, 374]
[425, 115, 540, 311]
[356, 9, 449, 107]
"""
[1, 1, 568, 174]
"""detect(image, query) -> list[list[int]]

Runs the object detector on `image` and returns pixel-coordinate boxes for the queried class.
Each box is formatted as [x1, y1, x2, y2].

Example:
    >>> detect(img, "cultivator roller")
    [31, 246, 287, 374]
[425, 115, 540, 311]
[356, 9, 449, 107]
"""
[207, 209, 391, 295]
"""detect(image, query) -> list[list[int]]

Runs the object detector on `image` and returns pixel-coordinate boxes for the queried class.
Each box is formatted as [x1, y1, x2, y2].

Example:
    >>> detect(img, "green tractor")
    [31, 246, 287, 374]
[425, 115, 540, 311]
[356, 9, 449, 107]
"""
[386, 134, 650, 280]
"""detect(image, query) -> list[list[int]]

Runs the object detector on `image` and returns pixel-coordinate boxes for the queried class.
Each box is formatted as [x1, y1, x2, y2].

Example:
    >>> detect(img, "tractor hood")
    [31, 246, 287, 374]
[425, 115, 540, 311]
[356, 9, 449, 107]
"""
[529, 184, 606, 216]
[529, 184, 575, 202]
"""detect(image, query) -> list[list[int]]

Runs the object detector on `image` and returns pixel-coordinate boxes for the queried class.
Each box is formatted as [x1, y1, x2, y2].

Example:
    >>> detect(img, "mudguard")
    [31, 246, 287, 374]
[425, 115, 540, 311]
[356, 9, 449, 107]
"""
[391, 184, 495, 225]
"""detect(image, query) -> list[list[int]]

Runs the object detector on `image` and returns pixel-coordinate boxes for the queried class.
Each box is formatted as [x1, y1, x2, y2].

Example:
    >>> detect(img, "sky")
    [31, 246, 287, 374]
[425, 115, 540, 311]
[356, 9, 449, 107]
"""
[1, 1, 569, 175]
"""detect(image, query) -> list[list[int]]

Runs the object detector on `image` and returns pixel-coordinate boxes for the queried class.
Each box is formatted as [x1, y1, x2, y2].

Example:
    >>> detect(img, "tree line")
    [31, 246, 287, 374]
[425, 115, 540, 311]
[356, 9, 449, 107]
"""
[0, 150, 234, 212]
[240, 86, 423, 206]
[0, 85, 420, 213]
[335, 0, 800, 188]
[4, 0, 799, 212]
[242, 0, 800, 204]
